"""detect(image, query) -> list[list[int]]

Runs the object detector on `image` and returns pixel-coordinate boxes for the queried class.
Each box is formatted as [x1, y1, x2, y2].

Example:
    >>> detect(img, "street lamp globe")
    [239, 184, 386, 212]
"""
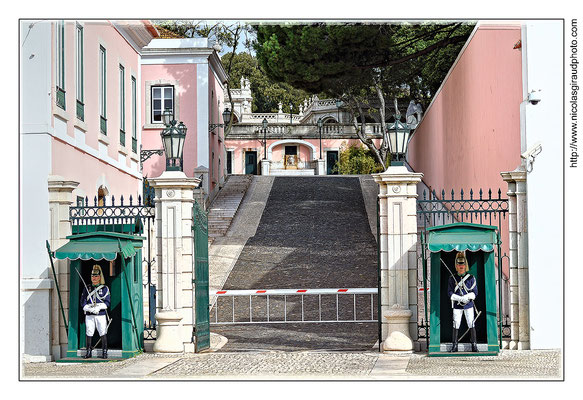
[162, 108, 173, 126]
[262, 118, 268, 131]
[222, 108, 232, 125]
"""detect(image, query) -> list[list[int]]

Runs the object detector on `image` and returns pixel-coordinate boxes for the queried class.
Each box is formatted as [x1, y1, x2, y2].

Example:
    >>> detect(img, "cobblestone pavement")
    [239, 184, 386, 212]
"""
[151, 351, 378, 378]
[217, 177, 378, 352]
[22, 349, 562, 380]
[210, 322, 378, 352]
[406, 350, 562, 378]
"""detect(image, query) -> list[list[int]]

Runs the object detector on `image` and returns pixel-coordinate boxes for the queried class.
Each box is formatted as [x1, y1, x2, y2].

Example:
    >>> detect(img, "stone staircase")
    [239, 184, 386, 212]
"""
[207, 175, 253, 243]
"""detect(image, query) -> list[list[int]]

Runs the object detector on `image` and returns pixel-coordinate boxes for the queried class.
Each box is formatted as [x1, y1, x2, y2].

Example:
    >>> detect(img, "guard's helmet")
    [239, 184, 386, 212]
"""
[91, 264, 105, 285]
[455, 251, 469, 273]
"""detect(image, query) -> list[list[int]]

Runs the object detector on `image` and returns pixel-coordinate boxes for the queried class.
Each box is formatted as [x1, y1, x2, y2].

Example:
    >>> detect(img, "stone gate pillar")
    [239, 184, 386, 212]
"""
[373, 166, 423, 352]
[47, 176, 79, 360]
[149, 170, 201, 353]
[501, 167, 530, 350]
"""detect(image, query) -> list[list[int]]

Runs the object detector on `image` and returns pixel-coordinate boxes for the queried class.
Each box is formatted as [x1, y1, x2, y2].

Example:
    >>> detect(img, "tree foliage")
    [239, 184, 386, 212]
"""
[254, 22, 475, 168]
[221, 52, 309, 113]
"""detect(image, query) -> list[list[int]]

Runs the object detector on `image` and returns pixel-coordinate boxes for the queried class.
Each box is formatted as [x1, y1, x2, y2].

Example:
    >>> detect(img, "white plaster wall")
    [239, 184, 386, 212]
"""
[522, 21, 563, 350]
[20, 20, 55, 361]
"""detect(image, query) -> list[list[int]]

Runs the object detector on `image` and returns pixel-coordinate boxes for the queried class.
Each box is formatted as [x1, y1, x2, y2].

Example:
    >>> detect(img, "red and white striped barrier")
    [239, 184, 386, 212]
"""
[210, 288, 378, 296]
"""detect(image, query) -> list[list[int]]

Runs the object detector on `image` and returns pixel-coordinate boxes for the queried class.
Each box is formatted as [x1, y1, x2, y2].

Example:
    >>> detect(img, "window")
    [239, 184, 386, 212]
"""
[119, 64, 125, 146]
[151, 86, 174, 123]
[56, 20, 65, 109]
[99, 45, 107, 134]
[75, 24, 84, 120]
[131, 76, 137, 153]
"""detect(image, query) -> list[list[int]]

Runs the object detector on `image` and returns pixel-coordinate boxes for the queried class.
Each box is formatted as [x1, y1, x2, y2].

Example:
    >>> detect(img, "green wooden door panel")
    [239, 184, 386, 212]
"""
[193, 201, 210, 352]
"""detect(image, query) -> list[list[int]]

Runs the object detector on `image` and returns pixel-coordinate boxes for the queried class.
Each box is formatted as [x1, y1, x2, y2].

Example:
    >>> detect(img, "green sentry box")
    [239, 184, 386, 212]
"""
[426, 223, 500, 357]
[54, 231, 145, 360]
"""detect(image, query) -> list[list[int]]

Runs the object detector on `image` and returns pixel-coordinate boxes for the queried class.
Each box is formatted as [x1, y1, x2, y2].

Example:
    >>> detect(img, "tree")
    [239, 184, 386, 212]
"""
[254, 22, 475, 168]
[221, 52, 309, 113]
[155, 20, 253, 135]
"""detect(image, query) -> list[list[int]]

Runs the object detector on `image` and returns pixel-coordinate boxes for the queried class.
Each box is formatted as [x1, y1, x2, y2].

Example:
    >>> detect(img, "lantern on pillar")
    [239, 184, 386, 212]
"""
[160, 116, 187, 171]
[387, 117, 413, 166]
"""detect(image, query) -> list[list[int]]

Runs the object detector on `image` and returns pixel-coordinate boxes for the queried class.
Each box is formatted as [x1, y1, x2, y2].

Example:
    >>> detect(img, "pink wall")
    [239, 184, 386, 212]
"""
[208, 65, 226, 191]
[52, 139, 140, 199]
[51, 21, 142, 197]
[408, 25, 523, 272]
[409, 25, 522, 194]
[141, 64, 198, 178]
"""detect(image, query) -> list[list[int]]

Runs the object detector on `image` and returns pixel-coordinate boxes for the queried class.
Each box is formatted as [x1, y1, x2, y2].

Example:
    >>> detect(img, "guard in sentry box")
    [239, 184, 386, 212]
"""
[448, 251, 479, 352]
[81, 265, 111, 359]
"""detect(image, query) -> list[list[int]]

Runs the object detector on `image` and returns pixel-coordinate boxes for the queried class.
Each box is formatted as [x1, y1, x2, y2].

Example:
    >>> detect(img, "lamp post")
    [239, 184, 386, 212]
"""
[386, 114, 413, 167]
[335, 99, 342, 124]
[317, 117, 323, 160]
[160, 110, 187, 171]
[289, 102, 293, 125]
[262, 118, 268, 160]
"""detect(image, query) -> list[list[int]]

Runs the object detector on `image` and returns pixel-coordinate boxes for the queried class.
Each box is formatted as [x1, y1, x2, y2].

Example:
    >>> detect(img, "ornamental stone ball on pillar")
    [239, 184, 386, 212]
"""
[372, 165, 423, 352]
[149, 170, 201, 353]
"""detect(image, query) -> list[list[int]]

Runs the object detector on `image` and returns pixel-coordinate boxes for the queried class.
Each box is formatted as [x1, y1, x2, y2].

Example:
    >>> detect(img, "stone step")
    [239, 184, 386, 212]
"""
[206, 174, 253, 241]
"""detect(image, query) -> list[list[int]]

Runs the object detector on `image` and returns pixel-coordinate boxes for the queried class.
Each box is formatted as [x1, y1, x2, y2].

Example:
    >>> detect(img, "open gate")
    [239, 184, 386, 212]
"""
[192, 200, 210, 352]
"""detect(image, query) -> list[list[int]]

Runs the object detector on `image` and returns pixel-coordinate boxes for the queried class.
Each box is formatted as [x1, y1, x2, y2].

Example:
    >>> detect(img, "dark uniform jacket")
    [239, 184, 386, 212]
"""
[447, 273, 478, 310]
[81, 284, 111, 316]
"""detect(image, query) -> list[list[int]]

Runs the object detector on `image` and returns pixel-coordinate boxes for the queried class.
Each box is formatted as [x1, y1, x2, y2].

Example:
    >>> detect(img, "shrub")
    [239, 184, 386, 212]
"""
[335, 142, 385, 175]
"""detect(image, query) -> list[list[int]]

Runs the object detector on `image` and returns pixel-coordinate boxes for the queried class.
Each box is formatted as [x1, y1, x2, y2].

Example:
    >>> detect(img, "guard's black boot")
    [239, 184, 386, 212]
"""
[450, 328, 459, 352]
[100, 335, 108, 359]
[470, 328, 478, 352]
[84, 336, 92, 359]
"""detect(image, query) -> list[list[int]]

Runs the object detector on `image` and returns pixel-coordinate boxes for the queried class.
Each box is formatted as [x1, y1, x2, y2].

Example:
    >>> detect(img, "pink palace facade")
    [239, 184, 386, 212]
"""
[21, 20, 227, 362]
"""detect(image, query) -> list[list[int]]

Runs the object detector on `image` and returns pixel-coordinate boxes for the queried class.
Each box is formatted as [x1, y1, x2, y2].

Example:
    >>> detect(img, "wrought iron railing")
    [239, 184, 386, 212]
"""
[70, 194, 154, 234]
[417, 188, 509, 231]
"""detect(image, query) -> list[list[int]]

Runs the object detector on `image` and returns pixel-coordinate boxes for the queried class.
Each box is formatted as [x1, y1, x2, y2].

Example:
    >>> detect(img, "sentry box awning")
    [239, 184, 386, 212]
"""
[53, 232, 145, 360]
[422, 223, 501, 356]
[426, 223, 498, 253]
[54, 232, 140, 261]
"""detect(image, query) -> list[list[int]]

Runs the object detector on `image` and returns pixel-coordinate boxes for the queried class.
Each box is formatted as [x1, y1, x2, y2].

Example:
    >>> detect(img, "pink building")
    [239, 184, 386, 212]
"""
[21, 20, 228, 361]
[140, 38, 228, 199]
[21, 20, 158, 362]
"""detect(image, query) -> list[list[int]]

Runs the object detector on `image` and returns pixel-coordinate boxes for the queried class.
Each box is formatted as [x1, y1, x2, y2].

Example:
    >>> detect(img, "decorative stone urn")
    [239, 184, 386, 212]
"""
[153, 310, 184, 353]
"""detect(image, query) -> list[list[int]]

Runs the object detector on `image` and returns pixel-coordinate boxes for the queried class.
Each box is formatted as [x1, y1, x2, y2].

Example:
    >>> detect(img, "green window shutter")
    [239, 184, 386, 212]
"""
[99, 45, 107, 134]
[76, 24, 84, 121]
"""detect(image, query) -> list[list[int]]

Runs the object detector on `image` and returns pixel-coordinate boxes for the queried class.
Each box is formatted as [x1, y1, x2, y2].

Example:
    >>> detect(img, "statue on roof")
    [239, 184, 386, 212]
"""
[406, 100, 423, 125]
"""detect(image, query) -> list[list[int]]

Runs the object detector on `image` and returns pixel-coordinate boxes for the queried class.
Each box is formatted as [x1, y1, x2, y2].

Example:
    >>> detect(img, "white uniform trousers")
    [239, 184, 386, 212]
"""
[85, 314, 108, 336]
[452, 307, 475, 329]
